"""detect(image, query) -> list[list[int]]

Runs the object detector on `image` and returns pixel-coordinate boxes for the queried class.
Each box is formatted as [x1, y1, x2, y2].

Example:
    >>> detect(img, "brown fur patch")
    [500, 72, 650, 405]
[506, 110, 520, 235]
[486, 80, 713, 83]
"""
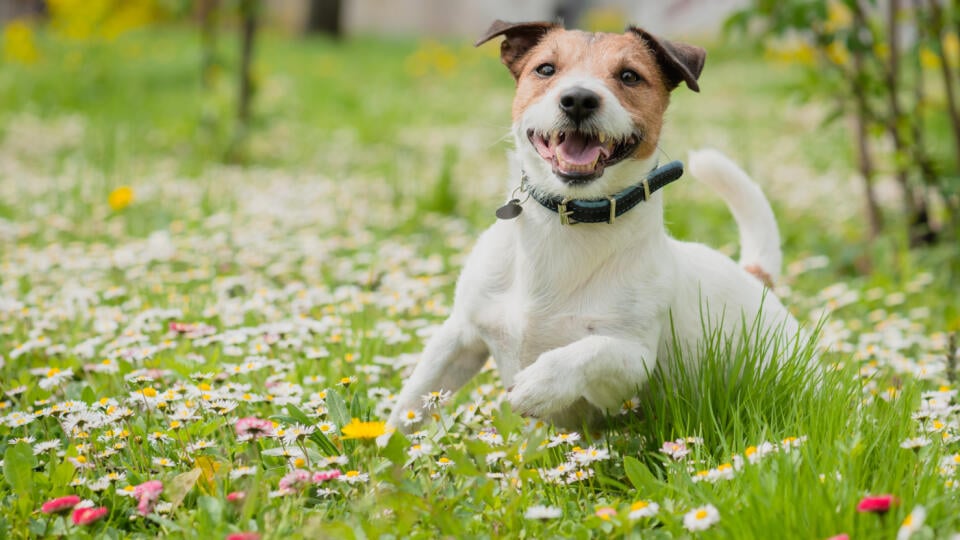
[744, 264, 774, 289]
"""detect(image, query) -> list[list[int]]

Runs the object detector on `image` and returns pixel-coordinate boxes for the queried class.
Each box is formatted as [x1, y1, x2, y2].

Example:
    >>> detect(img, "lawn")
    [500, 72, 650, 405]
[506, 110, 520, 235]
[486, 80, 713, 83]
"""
[1, 24, 959, 539]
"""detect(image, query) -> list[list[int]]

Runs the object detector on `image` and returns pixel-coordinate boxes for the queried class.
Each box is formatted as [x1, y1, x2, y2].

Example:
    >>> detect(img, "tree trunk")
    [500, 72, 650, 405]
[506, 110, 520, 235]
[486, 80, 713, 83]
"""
[199, 0, 220, 89]
[305, 0, 341, 36]
[238, 0, 259, 126]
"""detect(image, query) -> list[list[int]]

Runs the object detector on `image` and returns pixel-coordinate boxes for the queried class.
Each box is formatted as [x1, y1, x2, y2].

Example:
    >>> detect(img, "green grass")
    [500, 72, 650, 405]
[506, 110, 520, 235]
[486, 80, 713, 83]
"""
[1, 23, 959, 539]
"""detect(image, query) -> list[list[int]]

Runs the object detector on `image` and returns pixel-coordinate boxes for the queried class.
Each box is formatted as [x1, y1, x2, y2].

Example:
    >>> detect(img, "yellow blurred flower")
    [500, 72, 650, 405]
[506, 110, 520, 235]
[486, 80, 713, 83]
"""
[3, 20, 39, 64]
[340, 418, 388, 440]
[920, 47, 941, 70]
[765, 36, 816, 66]
[582, 8, 627, 33]
[108, 186, 134, 211]
[825, 40, 850, 66]
[48, 0, 157, 42]
[404, 40, 458, 78]
[824, 0, 853, 33]
[873, 42, 890, 61]
[944, 32, 959, 67]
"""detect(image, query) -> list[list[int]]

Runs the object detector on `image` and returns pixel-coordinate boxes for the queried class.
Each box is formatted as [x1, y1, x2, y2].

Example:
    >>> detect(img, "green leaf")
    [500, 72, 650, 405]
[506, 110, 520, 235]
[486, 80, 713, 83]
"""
[623, 456, 661, 493]
[326, 389, 351, 427]
[381, 430, 410, 466]
[197, 495, 224, 525]
[3, 443, 36, 495]
[166, 468, 202, 512]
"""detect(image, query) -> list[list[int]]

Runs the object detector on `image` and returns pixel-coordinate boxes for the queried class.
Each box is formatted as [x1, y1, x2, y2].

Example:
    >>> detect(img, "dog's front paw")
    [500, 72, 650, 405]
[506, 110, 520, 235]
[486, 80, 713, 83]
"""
[507, 357, 580, 418]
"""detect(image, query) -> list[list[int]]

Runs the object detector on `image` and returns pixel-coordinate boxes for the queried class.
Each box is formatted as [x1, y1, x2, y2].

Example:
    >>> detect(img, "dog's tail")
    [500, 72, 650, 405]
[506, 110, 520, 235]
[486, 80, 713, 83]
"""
[688, 148, 781, 287]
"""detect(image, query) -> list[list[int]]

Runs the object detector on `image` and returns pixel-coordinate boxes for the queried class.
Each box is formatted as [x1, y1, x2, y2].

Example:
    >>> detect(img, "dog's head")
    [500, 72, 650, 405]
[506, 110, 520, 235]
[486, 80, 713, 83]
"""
[477, 21, 705, 199]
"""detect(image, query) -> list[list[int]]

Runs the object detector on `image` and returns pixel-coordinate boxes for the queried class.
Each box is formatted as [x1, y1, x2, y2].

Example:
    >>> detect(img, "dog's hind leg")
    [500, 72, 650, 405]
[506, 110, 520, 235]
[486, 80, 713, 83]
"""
[387, 316, 489, 432]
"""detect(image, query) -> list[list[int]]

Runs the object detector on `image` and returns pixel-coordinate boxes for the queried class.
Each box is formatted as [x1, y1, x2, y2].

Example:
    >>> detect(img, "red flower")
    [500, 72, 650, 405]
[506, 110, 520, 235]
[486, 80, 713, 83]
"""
[71, 506, 109, 526]
[225, 533, 261, 540]
[226, 491, 246, 503]
[825, 535, 850, 540]
[856, 494, 898, 514]
[41, 495, 81, 514]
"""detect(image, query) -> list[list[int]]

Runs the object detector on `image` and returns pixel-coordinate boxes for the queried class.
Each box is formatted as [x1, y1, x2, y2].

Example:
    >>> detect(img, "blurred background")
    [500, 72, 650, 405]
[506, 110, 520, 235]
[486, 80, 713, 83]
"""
[1, 0, 958, 274]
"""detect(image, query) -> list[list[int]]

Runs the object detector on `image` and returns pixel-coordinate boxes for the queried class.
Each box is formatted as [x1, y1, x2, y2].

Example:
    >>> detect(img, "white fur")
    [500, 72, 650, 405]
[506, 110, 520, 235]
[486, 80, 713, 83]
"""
[388, 73, 800, 430]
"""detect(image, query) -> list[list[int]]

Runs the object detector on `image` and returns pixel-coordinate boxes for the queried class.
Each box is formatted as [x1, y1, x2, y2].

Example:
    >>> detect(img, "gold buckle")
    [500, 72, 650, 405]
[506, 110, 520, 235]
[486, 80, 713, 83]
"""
[642, 179, 651, 200]
[608, 196, 617, 224]
[558, 198, 575, 225]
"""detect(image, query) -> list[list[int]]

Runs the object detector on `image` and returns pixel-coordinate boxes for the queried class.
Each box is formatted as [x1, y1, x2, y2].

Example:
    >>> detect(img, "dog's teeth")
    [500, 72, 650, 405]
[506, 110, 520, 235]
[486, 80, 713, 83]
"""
[598, 133, 606, 144]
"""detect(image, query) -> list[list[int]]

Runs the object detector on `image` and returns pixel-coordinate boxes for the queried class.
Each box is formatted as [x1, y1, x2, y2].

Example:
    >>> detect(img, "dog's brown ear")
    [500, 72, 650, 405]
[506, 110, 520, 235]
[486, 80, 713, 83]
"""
[476, 20, 560, 79]
[628, 27, 706, 92]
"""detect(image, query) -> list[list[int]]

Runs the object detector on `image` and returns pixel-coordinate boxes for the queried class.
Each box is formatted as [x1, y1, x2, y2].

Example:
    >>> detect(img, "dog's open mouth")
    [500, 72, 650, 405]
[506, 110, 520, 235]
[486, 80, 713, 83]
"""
[528, 129, 640, 183]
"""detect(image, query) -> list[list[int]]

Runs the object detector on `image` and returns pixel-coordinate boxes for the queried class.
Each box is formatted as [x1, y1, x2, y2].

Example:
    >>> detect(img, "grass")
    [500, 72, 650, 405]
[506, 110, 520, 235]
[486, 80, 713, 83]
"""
[1, 23, 959, 539]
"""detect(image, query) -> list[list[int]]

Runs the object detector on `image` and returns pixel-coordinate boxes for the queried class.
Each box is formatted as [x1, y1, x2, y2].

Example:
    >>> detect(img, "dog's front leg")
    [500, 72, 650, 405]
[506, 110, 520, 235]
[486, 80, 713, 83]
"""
[387, 316, 489, 431]
[508, 333, 659, 419]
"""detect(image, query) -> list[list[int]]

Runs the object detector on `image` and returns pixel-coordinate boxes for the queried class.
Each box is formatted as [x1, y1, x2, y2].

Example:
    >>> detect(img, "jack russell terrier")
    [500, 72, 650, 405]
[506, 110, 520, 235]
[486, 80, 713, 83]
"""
[388, 20, 802, 430]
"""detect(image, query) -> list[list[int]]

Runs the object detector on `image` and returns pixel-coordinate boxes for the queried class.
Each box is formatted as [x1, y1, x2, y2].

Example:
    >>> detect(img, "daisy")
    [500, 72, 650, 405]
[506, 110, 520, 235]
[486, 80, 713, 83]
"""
[547, 432, 580, 448]
[338, 470, 369, 484]
[407, 442, 433, 459]
[683, 504, 720, 531]
[524, 505, 562, 520]
[398, 408, 422, 427]
[230, 466, 256, 479]
[628, 500, 659, 520]
[900, 437, 932, 450]
[421, 389, 451, 410]
[897, 505, 926, 540]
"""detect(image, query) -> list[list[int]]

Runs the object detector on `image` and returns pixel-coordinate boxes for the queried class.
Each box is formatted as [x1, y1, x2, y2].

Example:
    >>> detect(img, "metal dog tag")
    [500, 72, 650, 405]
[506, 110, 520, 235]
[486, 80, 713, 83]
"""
[495, 199, 523, 220]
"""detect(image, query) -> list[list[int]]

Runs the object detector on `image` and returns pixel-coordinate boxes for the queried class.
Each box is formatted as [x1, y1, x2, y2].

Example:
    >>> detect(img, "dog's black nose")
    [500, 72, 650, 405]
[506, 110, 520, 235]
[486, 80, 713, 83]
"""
[559, 87, 600, 122]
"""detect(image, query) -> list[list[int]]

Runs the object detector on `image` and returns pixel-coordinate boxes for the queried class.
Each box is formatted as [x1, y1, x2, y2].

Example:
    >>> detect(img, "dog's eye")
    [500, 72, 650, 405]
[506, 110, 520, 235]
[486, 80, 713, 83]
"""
[620, 69, 644, 86]
[535, 63, 556, 77]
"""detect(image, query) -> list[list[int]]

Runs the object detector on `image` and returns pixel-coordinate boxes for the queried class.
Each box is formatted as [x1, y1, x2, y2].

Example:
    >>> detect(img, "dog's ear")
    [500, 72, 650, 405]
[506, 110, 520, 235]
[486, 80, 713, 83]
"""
[628, 27, 705, 92]
[476, 20, 561, 79]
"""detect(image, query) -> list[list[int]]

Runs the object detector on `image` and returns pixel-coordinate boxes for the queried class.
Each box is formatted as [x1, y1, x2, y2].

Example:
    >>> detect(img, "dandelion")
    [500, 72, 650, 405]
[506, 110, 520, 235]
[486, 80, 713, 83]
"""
[108, 186, 134, 211]
[40, 495, 81, 514]
[72, 506, 109, 526]
[524, 505, 562, 520]
[897, 505, 926, 540]
[628, 500, 659, 520]
[683, 504, 720, 531]
[340, 418, 388, 440]
[857, 494, 898, 514]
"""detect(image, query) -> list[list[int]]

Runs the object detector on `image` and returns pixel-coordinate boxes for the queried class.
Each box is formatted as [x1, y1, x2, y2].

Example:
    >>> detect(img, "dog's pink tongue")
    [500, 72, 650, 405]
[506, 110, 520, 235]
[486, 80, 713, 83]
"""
[556, 132, 603, 165]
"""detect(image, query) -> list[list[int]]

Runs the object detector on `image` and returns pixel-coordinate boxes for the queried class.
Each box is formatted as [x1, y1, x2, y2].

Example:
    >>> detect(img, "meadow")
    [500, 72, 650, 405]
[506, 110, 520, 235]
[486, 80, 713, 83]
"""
[1, 24, 959, 539]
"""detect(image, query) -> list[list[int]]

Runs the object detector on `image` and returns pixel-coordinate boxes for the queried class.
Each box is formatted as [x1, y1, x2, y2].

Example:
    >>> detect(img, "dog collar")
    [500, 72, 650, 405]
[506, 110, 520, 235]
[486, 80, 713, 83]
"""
[526, 160, 684, 225]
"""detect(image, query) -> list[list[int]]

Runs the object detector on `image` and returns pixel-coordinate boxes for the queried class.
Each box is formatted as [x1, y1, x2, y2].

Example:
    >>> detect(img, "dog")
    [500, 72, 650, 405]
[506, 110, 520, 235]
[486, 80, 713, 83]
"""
[387, 20, 801, 430]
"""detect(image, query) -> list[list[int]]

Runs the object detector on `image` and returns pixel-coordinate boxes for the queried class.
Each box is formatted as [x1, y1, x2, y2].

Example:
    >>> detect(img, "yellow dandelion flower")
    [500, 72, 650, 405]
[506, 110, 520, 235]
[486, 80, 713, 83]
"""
[108, 186, 134, 211]
[340, 418, 388, 440]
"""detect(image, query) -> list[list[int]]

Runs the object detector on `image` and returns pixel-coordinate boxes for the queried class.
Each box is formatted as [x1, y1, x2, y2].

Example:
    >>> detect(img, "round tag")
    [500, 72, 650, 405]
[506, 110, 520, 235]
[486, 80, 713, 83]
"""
[495, 199, 523, 220]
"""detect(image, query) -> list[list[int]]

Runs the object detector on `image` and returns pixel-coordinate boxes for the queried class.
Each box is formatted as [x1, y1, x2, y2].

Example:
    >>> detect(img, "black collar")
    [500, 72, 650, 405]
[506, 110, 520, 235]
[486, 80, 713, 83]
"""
[529, 161, 684, 225]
